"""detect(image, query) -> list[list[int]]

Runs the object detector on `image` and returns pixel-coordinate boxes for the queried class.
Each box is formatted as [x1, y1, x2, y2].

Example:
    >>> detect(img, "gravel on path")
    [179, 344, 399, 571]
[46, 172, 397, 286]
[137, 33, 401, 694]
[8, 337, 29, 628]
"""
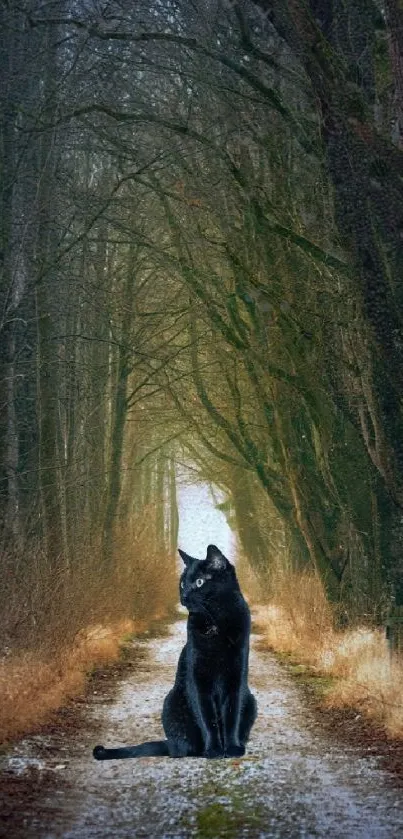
[1, 615, 403, 838]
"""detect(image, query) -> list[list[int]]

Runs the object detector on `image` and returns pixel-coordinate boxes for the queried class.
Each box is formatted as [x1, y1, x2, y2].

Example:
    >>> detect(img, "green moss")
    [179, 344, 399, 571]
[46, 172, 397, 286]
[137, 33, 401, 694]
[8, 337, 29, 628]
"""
[273, 651, 335, 697]
[294, 667, 334, 695]
[195, 801, 262, 839]
[118, 642, 135, 660]
[272, 650, 294, 663]
[288, 663, 308, 676]
[189, 783, 265, 839]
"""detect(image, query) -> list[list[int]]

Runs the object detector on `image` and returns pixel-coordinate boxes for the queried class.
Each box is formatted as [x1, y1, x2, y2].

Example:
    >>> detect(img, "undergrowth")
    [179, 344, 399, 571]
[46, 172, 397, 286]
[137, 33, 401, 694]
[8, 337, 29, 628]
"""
[252, 569, 403, 739]
[0, 507, 178, 744]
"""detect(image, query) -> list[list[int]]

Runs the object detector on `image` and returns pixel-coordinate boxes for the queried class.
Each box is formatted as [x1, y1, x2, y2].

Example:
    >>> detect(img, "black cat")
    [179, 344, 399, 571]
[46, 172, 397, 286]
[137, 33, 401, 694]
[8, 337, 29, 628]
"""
[93, 544, 257, 760]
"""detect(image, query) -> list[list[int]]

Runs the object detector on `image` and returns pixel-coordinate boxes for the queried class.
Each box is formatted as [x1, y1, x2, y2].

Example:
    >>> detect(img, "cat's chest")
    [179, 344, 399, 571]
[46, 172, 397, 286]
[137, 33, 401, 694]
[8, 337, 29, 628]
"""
[190, 623, 245, 657]
[186, 608, 248, 659]
[203, 623, 219, 638]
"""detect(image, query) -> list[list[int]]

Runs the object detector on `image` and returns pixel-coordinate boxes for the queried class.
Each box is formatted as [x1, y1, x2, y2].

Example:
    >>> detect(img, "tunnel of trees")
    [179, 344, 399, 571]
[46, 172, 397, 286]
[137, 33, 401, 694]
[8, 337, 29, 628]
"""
[1, 0, 403, 649]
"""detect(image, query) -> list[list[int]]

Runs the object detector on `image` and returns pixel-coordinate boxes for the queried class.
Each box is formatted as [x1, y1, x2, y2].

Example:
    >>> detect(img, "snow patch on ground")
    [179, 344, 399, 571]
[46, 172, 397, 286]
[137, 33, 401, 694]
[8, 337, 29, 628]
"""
[5, 756, 47, 775]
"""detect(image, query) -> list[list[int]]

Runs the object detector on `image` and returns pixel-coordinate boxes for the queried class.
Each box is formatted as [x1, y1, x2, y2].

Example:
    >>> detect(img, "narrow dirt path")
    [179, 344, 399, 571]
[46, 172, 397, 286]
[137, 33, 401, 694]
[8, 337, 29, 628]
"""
[1, 616, 403, 838]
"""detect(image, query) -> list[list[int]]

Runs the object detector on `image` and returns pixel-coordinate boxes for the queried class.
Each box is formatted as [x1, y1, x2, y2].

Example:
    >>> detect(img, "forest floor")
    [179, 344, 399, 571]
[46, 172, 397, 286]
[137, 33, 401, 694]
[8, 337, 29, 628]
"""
[1, 612, 403, 839]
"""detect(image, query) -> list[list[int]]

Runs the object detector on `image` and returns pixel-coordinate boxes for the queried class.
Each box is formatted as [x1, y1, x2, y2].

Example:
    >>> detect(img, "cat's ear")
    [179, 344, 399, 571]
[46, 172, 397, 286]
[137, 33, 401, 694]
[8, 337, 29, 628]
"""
[206, 544, 227, 570]
[178, 548, 196, 566]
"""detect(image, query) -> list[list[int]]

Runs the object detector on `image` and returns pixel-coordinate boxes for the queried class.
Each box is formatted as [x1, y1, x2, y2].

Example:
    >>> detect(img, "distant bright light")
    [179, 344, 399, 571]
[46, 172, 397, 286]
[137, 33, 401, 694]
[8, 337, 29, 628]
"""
[177, 482, 236, 561]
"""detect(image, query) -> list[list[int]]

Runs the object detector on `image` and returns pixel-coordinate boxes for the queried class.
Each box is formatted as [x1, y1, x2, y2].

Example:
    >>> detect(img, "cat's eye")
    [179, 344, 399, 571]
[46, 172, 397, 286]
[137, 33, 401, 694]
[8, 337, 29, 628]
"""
[180, 580, 184, 589]
[195, 578, 204, 588]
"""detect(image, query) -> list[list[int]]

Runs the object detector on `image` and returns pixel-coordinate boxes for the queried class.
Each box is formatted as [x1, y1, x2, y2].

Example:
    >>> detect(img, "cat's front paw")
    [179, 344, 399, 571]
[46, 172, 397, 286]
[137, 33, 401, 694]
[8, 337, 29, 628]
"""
[225, 743, 245, 758]
[204, 745, 225, 759]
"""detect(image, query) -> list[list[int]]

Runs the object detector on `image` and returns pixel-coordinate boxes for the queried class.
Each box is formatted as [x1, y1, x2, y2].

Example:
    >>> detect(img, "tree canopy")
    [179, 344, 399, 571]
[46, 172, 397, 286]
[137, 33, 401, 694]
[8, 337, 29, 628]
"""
[1, 0, 403, 626]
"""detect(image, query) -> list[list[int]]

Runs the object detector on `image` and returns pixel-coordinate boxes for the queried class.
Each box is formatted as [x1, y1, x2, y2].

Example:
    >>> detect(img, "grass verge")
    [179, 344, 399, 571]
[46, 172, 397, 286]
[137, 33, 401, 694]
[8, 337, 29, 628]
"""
[253, 570, 403, 740]
[0, 510, 178, 745]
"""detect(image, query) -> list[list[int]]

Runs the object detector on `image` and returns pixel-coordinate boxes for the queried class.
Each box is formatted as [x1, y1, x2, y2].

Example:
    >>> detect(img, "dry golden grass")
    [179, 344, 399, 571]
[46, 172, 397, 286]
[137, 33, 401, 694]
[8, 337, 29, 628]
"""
[319, 630, 403, 738]
[235, 553, 267, 606]
[0, 509, 178, 744]
[253, 569, 334, 664]
[254, 569, 403, 739]
[0, 620, 132, 743]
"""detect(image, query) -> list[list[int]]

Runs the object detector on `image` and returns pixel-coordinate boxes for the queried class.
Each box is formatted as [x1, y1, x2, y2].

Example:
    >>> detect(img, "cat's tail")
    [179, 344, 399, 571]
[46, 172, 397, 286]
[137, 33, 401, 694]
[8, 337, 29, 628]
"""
[93, 741, 170, 760]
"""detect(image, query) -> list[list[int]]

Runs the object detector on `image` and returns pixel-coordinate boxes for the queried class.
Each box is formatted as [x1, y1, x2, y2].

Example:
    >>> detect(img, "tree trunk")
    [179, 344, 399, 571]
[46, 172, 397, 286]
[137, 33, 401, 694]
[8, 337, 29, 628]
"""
[35, 24, 64, 566]
[102, 255, 137, 564]
[169, 455, 179, 555]
[155, 449, 165, 554]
